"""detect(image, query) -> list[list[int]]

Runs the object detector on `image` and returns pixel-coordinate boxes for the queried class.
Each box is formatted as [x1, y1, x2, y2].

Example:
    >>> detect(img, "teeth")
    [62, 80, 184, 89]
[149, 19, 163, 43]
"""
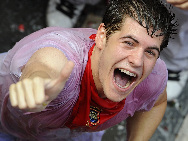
[119, 69, 136, 77]
[115, 80, 131, 89]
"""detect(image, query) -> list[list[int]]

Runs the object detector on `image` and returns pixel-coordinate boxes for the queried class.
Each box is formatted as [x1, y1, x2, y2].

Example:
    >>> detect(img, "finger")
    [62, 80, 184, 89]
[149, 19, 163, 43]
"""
[33, 77, 45, 104]
[16, 82, 27, 109]
[45, 61, 74, 90]
[173, 2, 188, 10]
[167, 0, 187, 5]
[9, 84, 18, 107]
[43, 61, 74, 101]
[22, 79, 36, 109]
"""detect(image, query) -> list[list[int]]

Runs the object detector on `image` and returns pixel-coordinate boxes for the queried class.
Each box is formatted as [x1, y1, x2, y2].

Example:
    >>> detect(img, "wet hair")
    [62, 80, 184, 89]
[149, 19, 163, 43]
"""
[102, 0, 177, 51]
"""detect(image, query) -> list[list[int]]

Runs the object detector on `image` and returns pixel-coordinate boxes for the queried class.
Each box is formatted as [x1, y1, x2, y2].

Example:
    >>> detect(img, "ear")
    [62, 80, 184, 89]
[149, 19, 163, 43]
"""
[95, 23, 106, 49]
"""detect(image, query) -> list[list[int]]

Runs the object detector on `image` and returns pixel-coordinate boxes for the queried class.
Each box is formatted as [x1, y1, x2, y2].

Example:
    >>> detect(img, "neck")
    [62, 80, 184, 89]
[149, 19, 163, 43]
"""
[91, 46, 105, 98]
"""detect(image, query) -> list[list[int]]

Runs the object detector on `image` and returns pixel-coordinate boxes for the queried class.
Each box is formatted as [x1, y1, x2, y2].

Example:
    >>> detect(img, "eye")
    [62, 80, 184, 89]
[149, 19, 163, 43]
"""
[146, 50, 156, 56]
[123, 41, 134, 46]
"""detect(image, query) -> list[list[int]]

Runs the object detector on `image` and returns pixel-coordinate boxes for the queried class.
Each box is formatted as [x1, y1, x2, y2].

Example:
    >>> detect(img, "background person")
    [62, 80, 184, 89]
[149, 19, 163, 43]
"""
[46, 0, 101, 28]
[160, 0, 188, 101]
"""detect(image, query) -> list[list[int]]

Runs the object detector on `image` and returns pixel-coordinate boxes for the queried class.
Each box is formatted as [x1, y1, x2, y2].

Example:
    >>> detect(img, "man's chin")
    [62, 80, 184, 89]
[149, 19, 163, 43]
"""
[105, 94, 127, 102]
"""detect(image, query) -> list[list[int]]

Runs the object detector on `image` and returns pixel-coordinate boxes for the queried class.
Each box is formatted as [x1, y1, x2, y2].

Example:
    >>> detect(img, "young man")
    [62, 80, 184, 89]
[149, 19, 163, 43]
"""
[0, 0, 175, 140]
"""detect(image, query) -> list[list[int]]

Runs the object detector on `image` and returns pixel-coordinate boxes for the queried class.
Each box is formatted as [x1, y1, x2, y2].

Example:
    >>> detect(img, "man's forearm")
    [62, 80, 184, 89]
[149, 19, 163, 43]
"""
[9, 47, 73, 112]
[126, 100, 167, 141]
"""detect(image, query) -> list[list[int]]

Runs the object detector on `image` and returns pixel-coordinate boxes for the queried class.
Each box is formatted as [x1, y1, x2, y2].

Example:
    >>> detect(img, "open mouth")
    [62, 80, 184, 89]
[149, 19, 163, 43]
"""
[114, 68, 137, 89]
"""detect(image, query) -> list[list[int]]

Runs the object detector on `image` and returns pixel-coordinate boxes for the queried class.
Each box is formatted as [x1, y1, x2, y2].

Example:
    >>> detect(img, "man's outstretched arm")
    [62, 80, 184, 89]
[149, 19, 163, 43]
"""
[126, 87, 167, 141]
[9, 47, 74, 112]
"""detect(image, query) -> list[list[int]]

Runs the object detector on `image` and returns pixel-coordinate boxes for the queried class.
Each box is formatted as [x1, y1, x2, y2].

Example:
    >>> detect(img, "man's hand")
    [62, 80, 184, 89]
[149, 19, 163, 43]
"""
[167, 0, 188, 10]
[9, 61, 74, 110]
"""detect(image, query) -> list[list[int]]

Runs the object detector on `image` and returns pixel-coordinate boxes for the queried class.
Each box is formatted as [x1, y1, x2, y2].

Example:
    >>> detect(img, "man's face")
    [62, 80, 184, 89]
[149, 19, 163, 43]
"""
[93, 17, 163, 102]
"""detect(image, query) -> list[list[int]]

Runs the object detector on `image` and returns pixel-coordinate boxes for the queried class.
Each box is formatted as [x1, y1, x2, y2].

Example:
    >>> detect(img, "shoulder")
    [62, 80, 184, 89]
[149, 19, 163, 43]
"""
[151, 58, 167, 76]
[136, 58, 167, 95]
[147, 58, 168, 90]
[128, 58, 167, 103]
[4, 27, 96, 76]
[10, 27, 97, 59]
[124, 58, 167, 112]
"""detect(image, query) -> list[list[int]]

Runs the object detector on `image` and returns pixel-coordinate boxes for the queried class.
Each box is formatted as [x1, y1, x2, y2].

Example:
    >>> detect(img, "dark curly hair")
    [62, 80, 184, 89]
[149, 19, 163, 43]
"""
[102, 0, 176, 51]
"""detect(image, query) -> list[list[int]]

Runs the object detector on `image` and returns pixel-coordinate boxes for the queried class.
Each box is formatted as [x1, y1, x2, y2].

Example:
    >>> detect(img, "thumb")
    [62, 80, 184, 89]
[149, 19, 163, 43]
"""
[57, 60, 75, 84]
[44, 61, 74, 100]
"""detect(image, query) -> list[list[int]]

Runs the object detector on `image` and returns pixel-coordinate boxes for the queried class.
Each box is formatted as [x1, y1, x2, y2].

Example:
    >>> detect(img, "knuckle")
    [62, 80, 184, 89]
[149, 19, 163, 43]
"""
[16, 81, 22, 88]
[22, 79, 31, 85]
[33, 76, 41, 82]
[9, 84, 15, 91]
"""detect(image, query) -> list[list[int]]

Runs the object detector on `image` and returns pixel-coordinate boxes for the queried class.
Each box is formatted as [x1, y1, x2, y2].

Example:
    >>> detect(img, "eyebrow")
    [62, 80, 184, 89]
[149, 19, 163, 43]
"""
[120, 35, 160, 54]
[148, 47, 160, 56]
[120, 35, 139, 43]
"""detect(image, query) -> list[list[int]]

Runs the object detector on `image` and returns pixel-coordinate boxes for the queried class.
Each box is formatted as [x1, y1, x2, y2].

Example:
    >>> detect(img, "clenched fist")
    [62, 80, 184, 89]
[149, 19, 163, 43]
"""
[9, 61, 74, 111]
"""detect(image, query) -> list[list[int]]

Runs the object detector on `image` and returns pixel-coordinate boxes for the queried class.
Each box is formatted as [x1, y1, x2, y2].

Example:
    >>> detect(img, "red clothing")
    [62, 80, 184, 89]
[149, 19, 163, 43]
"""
[66, 34, 126, 130]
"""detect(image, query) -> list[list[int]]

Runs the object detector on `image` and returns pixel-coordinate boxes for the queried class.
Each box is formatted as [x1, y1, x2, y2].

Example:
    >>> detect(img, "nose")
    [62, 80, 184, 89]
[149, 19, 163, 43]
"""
[128, 48, 144, 67]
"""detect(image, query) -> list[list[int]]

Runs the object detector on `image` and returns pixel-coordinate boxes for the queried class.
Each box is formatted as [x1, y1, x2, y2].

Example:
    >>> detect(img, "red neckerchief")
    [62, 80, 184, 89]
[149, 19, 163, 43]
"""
[65, 34, 126, 130]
